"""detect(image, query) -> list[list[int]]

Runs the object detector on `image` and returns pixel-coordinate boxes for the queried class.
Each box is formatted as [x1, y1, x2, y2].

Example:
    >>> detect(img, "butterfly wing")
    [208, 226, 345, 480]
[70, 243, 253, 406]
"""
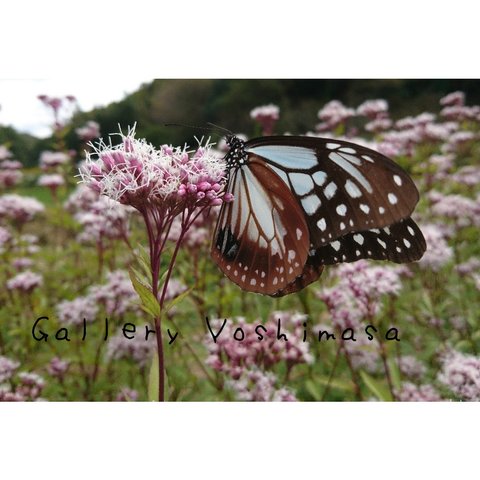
[245, 136, 421, 247]
[211, 158, 310, 295]
[272, 217, 425, 297]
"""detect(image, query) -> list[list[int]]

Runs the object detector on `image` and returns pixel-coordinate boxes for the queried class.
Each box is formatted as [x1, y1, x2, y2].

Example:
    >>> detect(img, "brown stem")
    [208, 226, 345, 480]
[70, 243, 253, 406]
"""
[342, 342, 364, 401]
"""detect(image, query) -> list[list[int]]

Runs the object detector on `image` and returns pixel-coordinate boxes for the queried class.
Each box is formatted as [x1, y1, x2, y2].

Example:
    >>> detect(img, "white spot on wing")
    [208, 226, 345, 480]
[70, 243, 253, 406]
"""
[353, 234, 364, 245]
[339, 147, 356, 154]
[317, 218, 327, 231]
[312, 171, 327, 186]
[301, 194, 322, 215]
[377, 238, 387, 249]
[345, 179, 362, 198]
[329, 152, 372, 193]
[326, 142, 340, 149]
[324, 181, 337, 199]
[249, 145, 317, 169]
[388, 193, 398, 205]
[393, 175, 402, 186]
[331, 241, 341, 251]
[408, 226, 415, 236]
[403, 239, 411, 248]
[290, 172, 314, 195]
[360, 203, 370, 214]
[296, 228, 303, 240]
[336, 204, 347, 216]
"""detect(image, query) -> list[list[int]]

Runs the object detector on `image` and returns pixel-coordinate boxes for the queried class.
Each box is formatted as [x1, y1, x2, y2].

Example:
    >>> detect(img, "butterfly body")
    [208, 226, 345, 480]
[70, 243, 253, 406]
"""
[212, 134, 426, 297]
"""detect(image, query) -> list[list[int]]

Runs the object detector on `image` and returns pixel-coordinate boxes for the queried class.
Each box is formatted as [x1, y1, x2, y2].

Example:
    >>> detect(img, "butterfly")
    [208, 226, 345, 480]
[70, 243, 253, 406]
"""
[211, 134, 426, 297]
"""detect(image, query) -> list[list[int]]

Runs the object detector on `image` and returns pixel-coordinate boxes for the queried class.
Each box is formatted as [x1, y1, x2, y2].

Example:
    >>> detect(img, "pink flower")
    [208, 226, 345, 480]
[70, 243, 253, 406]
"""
[317, 100, 355, 131]
[440, 91, 465, 107]
[16, 372, 46, 400]
[1, 160, 22, 170]
[76, 120, 101, 142]
[343, 334, 380, 373]
[317, 260, 404, 329]
[89, 270, 141, 317]
[455, 257, 480, 276]
[429, 193, 479, 228]
[37, 173, 65, 189]
[450, 166, 480, 187]
[357, 99, 389, 119]
[250, 104, 280, 135]
[205, 312, 313, 380]
[106, 330, 156, 367]
[0, 170, 23, 188]
[226, 368, 297, 402]
[56, 295, 98, 326]
[0, 356, 20, 383]
[398, 355, 427, 380]
[39, 151, 71, 170]
[417, 224, 453, 271]
[116, 387, 139, 401]
[440, 105, 480, 122]
[365, 117, 392, 133]
[64, 184, 102, 212]
[12, 257, 34, 270]
[47, 357, 70, 379]
[0, 145, 12, 161]
[438, 350, 480, 401]
[79, 126, 227, 211]
[0, 194, 44, 225]
[0, 226, 12, 250]
[6, 271, 43, 293]
[74, 197, 131, 244]
[395, 383, 442, 401]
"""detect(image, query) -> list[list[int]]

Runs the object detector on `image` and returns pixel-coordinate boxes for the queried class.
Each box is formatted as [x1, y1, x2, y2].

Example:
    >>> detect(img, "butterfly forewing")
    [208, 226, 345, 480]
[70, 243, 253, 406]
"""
[211, 159, 309, 295]
[246, 136, 420, 247]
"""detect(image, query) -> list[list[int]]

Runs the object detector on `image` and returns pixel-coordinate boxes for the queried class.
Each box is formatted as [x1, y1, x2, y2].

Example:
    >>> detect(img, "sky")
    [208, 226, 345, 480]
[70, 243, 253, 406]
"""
[0, 79, 152, 138]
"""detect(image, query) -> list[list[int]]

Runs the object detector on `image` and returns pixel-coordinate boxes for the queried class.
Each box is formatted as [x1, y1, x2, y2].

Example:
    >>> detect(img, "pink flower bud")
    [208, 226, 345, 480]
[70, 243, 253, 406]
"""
[188, 184, 197, 194]
[197, 181, 211, 192]
[101, 153, 115, 171]
[197, 191, 206, 200]
[223, 193, 234, 202]
[206, 191, 216, 200]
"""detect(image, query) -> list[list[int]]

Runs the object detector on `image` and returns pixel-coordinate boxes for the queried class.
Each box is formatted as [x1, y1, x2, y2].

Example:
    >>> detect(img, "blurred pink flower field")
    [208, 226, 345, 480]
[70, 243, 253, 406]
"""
[1, 83, 480, 401]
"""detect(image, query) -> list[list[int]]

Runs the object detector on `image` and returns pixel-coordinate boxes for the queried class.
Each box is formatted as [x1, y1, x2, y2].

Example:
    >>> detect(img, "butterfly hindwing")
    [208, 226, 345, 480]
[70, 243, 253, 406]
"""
[316, 216, 426, 265]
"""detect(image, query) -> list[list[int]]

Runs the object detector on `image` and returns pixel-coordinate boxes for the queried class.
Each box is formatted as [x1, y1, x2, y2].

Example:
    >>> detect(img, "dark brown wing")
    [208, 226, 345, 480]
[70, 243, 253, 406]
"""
[211, 158, 310, 296]
[245, 136, 420, 247]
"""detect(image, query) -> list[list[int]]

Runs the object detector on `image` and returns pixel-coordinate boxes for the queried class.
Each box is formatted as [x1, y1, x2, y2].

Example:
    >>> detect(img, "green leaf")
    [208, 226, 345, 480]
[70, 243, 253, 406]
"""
[359, 370, 393, 401]
[147, 353, 169, 401]
[148, 353, 159, 401]
[165, 288, 192, 314]
[130, 266, 150, 289]
[135, 243, 152, 279]
[305, 376, 355, 400]
[387, 358, 402, 391]
[129, 269, 161, 318]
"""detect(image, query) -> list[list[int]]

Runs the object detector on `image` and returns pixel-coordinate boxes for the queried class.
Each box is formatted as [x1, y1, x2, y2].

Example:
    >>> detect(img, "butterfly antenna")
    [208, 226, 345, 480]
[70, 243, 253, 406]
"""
[206, 122, 233, 136]
[165, 123, 229, 138]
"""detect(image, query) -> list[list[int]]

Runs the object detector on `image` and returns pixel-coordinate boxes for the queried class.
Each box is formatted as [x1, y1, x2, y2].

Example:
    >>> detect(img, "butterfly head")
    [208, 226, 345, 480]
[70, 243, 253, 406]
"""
[225, 134, 248, 170]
